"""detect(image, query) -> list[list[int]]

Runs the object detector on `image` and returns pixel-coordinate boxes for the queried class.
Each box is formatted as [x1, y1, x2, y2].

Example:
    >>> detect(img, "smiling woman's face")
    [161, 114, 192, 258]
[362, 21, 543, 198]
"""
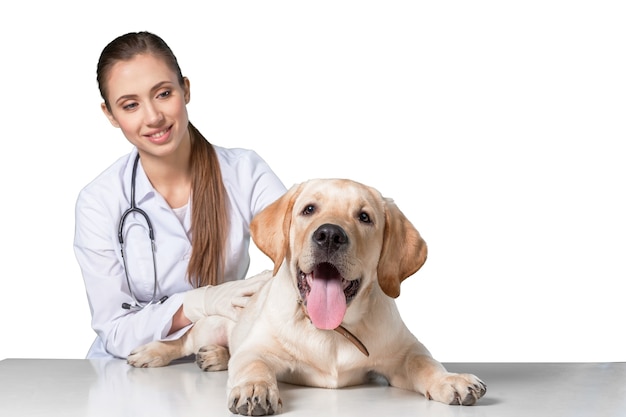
[101, 53, 191, 161]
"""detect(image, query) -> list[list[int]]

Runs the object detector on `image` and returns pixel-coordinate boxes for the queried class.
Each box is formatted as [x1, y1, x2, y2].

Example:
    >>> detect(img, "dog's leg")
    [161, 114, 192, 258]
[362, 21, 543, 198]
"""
[387, 348, 486, 405]
[196, 344, 230, 371]
[227, 352, 283, 416]
[127, 315, 233, 368]
[127, 337, 188, 368]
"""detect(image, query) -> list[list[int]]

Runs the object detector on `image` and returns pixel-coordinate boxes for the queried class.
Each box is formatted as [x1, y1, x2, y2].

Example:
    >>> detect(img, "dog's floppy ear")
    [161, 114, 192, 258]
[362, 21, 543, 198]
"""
[250, 183, 304, 275]
[377, 198, 428, 298]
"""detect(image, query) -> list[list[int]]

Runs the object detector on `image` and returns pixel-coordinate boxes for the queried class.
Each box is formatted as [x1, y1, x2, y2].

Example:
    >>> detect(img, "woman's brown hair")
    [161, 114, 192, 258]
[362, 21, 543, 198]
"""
[97, 31, 229, 287]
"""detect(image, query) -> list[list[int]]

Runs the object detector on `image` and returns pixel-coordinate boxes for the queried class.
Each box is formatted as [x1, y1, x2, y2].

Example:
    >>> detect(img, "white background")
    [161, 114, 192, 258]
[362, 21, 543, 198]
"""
[1, 1, 624, 362]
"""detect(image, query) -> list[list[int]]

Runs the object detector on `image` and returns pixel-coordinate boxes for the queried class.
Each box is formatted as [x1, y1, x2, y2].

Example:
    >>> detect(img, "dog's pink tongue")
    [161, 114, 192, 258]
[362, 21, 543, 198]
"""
[307, 276, 346, 330]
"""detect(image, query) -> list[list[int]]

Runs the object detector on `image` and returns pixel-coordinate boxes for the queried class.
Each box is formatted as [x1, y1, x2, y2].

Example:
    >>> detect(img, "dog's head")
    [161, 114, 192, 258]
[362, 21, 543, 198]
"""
[250, 179, 427, 330]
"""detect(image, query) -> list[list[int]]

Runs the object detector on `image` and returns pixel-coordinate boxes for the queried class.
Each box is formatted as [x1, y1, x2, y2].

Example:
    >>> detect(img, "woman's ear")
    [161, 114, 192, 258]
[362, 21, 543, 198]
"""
[101, 102, 120, 128]
[183, 77, 191, 104]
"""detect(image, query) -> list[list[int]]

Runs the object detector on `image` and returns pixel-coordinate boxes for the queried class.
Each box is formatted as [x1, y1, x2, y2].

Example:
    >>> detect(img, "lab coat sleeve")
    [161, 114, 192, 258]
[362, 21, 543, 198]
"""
[73, 186, 190, 359]
[243, 150, 287, 217]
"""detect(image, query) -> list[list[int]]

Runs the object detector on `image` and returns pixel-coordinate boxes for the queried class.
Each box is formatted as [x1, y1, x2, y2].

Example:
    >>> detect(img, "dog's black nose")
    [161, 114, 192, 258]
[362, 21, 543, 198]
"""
[313, 224, 348, 253]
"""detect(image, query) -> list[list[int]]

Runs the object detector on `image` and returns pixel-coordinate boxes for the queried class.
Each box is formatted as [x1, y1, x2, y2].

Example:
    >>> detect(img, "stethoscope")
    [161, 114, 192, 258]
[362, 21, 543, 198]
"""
[118, 154, 168, 310]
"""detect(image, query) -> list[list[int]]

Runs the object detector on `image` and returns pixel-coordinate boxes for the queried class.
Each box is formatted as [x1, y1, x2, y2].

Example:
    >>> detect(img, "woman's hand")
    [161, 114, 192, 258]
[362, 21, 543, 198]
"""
[183, 271, 272, 322]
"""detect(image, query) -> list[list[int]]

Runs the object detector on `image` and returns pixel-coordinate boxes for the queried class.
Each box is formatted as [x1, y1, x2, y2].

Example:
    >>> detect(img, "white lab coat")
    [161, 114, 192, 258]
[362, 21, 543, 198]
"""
[74, 146, 286, 359]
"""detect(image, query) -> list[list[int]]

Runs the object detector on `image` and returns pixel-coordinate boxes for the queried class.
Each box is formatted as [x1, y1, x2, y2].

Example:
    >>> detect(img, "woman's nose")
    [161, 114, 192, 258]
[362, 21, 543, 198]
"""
[144, 102, 164, 126]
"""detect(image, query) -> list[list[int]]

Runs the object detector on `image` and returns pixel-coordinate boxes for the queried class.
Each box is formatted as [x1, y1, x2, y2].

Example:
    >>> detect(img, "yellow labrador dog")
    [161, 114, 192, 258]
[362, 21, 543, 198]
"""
[129, 179, 486, 415]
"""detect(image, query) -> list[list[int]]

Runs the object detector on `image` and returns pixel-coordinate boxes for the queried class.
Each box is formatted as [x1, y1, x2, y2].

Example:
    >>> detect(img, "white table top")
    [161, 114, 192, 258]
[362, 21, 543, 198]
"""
[1, 359, 625, 416]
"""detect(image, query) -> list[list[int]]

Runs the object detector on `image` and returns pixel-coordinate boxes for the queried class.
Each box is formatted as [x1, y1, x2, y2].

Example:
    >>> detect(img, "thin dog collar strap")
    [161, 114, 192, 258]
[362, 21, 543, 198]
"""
[299, 301, 369, 357]
[334, 325, 370, 357]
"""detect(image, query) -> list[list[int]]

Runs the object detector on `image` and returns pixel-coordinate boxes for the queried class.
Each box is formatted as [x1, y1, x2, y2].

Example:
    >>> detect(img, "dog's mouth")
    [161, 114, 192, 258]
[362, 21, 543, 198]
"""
[297, 262, 361, 330]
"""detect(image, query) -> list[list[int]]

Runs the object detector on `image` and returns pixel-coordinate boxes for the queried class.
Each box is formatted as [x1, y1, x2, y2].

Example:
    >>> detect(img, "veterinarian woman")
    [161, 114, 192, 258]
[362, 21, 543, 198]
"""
[74, 31, 286, 359]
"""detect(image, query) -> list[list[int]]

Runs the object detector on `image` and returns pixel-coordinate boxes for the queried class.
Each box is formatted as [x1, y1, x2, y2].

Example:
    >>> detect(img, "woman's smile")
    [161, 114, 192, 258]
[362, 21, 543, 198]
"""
[145, 125, 173, 144]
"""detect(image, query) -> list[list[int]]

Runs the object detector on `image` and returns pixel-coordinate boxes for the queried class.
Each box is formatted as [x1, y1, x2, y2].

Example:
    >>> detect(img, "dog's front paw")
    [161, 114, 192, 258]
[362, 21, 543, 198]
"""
[426, 373, 486, 405]
[228, 382, 282, 415]
[127, 341, 172, 368]
[196, 344, 230, 371]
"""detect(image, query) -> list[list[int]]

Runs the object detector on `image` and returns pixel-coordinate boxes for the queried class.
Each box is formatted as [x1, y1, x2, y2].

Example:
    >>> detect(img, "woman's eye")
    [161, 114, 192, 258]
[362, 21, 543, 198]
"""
[122, 102, 138, 111]
[157, 90, 171, 99]
[302, 205, 315, 215]
[359, 212, 371, 223]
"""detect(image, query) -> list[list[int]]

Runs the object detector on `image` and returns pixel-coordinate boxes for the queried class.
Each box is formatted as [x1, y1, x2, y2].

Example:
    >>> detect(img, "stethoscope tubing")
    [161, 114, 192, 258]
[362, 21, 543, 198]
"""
[118, 154, 167, 310]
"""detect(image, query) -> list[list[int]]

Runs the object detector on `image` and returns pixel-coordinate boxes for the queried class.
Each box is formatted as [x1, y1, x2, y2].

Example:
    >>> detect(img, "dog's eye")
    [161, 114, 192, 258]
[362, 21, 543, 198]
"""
[302, 205, 316, 215]
[359, 212, 371, 223]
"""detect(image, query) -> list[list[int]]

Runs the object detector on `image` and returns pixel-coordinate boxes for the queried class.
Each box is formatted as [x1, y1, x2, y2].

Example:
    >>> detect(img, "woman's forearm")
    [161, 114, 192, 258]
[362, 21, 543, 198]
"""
[169, 305, 192, 335]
